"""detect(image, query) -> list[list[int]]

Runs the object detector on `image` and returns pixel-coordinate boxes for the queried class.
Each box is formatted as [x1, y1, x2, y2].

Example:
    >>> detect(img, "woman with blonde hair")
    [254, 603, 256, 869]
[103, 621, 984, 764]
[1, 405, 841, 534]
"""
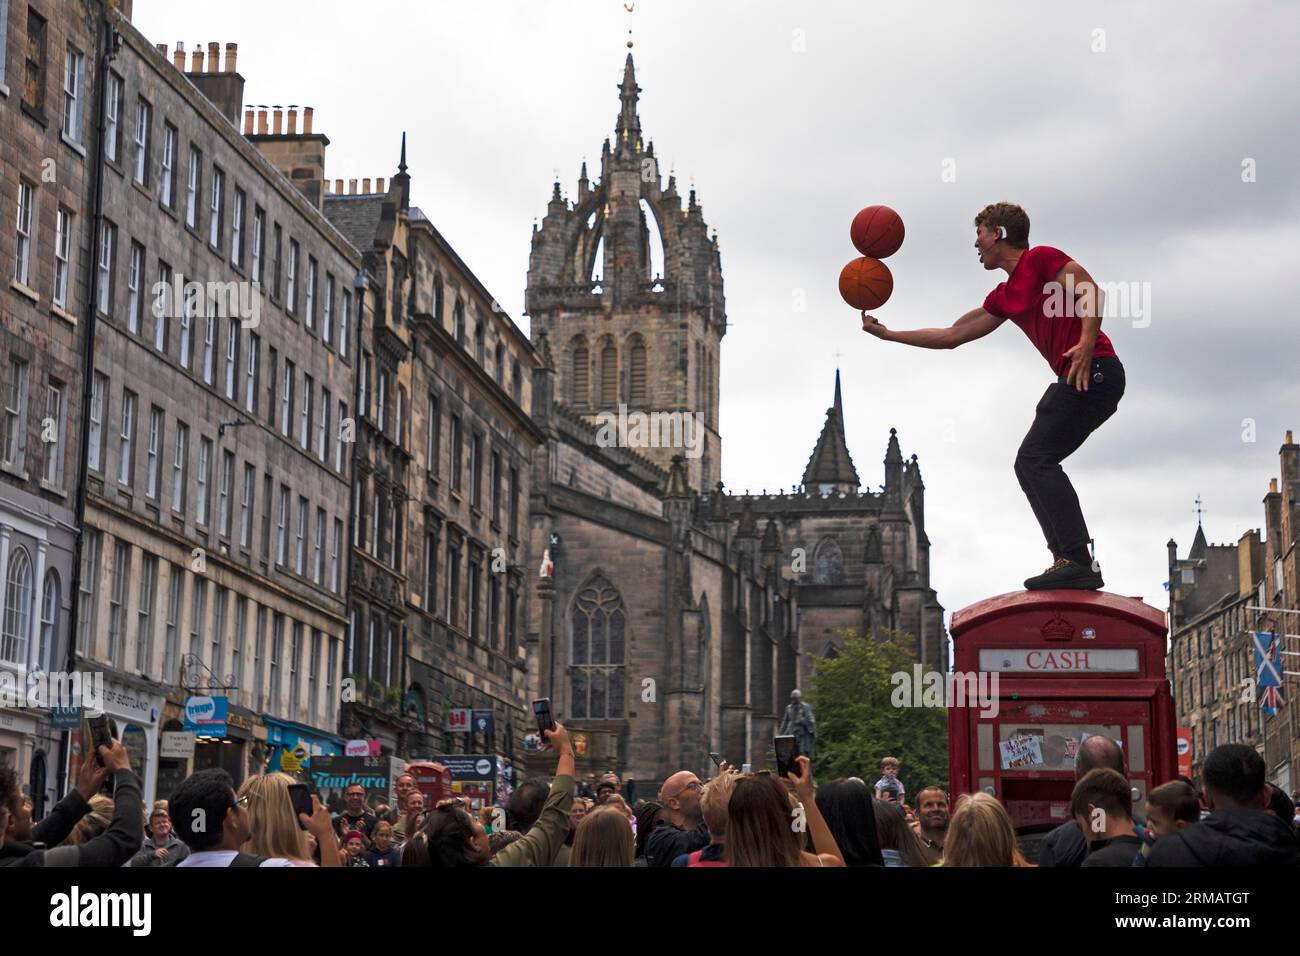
[236, 773, 342, 867]
[726, 758, 844, 867]
[569, 805, 634, 867]
[941, 792, 1034, 867]
[59, 795, 114, 846]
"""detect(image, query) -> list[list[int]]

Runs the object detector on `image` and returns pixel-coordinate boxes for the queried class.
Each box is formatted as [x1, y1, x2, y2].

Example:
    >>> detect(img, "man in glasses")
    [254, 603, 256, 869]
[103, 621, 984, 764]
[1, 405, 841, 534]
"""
[171, 768, 295, 867]
[646, 770, 709, 866]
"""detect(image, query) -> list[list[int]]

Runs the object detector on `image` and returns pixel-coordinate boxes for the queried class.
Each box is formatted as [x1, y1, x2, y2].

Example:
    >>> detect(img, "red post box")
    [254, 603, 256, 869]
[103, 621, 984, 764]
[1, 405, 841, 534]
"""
[948, 590, 1176, 832]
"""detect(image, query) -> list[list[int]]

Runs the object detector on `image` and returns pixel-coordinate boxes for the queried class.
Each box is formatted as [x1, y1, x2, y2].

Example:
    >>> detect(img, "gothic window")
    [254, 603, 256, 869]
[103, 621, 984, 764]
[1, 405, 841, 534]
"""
[813, 538, 844, 585]
[569, 336, 589, 407]
[600, 340, 617, 406]
[433, 275, 444, 325]
[569, 575, 626, 719]
[453, 299, 465, 344]
[627, 335, 647, 406]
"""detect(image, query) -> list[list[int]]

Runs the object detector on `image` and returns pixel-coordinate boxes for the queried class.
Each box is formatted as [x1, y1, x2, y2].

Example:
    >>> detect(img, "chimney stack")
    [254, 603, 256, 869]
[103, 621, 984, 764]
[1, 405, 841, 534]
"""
[173, 42, 186, 70]
[155, 43, 168, 57]
[191, 46, 204, 72]
[225, 42, 238, 73]
[303, 107, 314, 134]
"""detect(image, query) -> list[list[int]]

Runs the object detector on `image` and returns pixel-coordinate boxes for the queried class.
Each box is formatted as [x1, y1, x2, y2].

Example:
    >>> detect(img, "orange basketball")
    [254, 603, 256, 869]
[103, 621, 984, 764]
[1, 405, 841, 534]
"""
[850, 205, 905, 259]
[839, 256, 893, 310]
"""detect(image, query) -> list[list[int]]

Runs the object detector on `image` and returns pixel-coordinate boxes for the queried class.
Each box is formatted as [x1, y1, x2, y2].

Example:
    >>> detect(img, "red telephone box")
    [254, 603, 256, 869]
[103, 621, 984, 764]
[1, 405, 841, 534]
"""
[948, 590, 1176, 831]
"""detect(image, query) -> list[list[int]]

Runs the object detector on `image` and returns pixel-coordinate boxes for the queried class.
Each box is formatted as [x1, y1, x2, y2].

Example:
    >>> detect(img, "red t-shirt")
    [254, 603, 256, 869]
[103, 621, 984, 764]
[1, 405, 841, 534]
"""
[982, 245, 1118, 376]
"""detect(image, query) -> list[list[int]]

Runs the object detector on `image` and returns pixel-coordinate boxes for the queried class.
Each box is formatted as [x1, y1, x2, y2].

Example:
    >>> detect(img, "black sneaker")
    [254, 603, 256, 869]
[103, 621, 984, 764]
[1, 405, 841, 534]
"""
[1024, 557, 1104, 590]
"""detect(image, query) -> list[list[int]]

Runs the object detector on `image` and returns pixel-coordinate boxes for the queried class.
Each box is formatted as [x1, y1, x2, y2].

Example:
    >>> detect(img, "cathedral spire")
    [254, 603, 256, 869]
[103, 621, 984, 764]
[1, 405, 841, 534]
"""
[615, 52, 642, 146]
[802, 369, 859, 493]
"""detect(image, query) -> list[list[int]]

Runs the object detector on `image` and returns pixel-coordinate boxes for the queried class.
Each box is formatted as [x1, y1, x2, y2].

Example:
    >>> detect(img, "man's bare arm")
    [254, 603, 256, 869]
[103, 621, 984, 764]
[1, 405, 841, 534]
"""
[1057, 260, 1104, 390]
[862, 307, 1005, 349]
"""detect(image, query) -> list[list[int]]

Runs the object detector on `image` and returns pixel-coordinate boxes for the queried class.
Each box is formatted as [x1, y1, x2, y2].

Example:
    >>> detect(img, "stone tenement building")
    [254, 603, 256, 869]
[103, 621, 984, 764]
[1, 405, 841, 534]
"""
[0, 0, 362, 804]
[0, 0, 101, 813]
[324, 146, 542, 760]
[1168, 431, 1300, 789]
[523, 54, 944, 791]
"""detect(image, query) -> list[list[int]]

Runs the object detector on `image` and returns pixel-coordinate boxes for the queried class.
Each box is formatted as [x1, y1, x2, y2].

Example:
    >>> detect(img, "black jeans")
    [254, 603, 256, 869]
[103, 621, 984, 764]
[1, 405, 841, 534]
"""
[1014, 356, 1125, 562]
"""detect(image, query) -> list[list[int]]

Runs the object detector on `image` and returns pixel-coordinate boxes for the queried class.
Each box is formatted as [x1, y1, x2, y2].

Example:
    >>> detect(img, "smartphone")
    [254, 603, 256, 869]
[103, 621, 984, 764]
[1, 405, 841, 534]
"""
[86, 714, 114, 762]
[708, 752, 724, 768]
[532, 698, 556, 741]
[774, 735, 800, 779]
[287, 783, 314, 828]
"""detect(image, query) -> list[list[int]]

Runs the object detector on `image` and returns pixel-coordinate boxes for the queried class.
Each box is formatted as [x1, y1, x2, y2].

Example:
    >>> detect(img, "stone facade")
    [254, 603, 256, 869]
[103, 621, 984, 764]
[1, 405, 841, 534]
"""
[0, 0, 99, 815]
[523, 55, 944, 794]
[323, 150, 542, 762]
[68, 13, 357, 800]
[1168, 431, 1300, 790]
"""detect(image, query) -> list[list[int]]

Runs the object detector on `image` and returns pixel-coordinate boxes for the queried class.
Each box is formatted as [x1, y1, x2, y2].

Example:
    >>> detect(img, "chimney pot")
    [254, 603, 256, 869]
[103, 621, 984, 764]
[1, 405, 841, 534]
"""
[1287, 430, 1294, 444]
[191, 47, 204, 72]
[207, 42, 220, 71]
[363, 178, 371, 193]
[257, 109, 269, 135]
[173, 41, 185, 70]
[225, 42, 238, 73]
[155, 43, 169, 57]
[303, 107, 314, 134]
[377, 177, 385, 193]
[243, 109, 254, 134]
[272, 109, 283, 135]
[1271, 478, 1279, 493]
[287, 108, 298, 135]
[349, 179, 358, 195]
[335, 178, 344, 194]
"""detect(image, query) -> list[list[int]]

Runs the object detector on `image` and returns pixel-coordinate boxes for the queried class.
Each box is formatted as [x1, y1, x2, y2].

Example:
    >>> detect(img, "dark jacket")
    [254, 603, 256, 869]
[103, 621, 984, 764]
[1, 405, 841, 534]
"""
[645, 819, 710, 867]
[1036, 819, 1088, 868]
[128, 833, 191, 867]
[363, 845, 402, 867]
[1082, 834, 1144, 867]
[1146, 807, 1300, 867]
[0, 770, 143, 868]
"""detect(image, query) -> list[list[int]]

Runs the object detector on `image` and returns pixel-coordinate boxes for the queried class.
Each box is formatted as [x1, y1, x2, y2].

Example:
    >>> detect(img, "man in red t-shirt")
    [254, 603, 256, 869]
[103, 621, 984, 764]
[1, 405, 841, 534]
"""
[860, 202, 1124, 590]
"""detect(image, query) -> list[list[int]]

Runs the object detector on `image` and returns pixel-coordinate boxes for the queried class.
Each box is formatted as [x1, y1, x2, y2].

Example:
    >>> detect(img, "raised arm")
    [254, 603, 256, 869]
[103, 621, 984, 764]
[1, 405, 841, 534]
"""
[862, 307, 1005, 350]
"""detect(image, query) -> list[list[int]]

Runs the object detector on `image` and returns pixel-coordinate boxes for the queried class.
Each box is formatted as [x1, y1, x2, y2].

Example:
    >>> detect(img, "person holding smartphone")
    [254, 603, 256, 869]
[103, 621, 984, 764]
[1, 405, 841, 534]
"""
[0, 740, 142, 868]
[726, 757, 844, 867]
[402, 723, 575, 868]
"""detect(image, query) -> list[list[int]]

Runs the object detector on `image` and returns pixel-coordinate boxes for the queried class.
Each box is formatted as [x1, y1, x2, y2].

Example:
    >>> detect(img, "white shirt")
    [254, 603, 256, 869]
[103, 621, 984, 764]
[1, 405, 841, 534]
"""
[177, 849, 295, 868]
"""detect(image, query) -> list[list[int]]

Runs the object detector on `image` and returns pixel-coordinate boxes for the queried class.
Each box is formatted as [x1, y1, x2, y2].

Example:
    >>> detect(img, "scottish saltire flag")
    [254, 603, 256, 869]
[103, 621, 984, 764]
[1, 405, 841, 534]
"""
[1253, 630, 1284, 717]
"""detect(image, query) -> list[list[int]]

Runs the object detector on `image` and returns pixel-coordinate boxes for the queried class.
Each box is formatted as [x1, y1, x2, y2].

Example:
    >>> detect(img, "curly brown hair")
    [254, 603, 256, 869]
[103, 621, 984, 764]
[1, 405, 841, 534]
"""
[973, 202, 1030, 248]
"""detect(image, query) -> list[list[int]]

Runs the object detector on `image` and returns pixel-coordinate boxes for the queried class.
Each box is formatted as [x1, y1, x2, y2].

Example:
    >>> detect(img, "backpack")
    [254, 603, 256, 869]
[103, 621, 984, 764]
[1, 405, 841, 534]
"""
[228, 852, 267, 868]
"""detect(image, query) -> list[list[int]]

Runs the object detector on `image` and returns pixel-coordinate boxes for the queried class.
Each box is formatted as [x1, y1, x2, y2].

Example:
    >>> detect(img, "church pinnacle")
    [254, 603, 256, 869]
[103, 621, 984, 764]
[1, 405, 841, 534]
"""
[801, 370, 859, 494]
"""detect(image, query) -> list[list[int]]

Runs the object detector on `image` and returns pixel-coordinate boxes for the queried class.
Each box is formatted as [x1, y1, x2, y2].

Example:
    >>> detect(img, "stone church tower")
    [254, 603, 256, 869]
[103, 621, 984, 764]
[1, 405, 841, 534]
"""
[526, 54, 723, 492]
[521, 55, 944, 794]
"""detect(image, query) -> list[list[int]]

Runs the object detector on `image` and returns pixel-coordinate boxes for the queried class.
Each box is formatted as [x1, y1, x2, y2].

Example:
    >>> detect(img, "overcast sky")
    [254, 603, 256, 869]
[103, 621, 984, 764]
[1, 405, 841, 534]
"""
[135, 0, 1300, 626]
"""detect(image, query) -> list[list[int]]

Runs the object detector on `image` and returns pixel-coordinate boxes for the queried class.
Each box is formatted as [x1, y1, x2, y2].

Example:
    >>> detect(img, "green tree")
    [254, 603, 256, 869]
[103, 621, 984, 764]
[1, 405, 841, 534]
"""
[808, 630, 949, 795]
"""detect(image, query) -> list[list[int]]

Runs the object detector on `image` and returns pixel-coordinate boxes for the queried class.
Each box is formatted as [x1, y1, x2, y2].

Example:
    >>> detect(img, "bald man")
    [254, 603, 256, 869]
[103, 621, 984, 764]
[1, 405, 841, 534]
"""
[1038, 736, 1126, 867]
[645, 770, 710, 867]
